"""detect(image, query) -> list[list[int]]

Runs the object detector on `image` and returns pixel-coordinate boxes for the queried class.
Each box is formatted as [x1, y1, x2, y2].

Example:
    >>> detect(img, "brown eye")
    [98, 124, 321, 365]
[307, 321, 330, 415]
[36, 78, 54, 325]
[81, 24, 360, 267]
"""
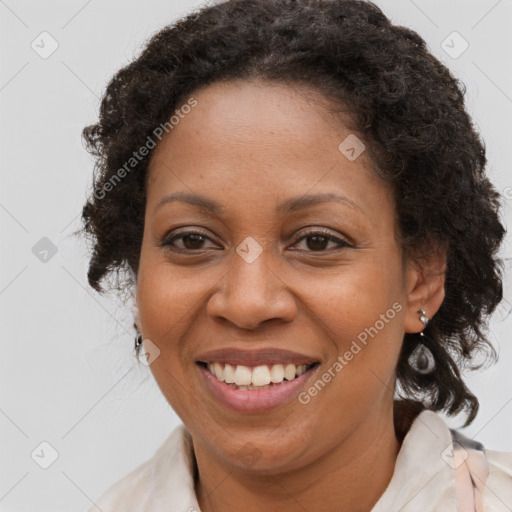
[305, 235, 330, 251]
[161, 229, 219, 252]
[292, 230, 353, 252]
[180, 233, 207, 250]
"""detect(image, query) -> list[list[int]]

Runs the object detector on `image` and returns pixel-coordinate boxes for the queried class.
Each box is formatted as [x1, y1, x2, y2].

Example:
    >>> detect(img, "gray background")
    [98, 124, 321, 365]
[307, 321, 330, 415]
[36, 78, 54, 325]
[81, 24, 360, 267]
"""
[1, 0, 511, 510]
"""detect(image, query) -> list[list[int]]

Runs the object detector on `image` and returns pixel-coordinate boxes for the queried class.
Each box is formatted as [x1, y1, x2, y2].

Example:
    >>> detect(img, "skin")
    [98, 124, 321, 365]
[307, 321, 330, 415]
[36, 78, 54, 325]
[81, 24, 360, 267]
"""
[135, 79, 446, 512]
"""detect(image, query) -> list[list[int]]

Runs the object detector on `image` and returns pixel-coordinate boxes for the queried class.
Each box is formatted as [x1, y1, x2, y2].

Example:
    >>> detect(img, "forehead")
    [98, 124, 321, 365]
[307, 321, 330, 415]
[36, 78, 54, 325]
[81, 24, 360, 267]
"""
[152, 79, 358, 160]
[146, 79, 393, 218]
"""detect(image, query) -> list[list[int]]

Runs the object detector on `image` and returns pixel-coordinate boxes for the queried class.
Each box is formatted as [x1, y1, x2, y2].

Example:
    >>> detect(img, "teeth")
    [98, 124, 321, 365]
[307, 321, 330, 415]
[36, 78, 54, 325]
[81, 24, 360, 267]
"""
[252, 365, 271, 386]
[224, 363, 236, 383]
[206, 362, 311, 387]
[234, 365, 252, 386]
[284, 363, 296, 381]
[297, 364, 307, 376]
[270, 364, 284, 383]
[213, 362, 224, 381]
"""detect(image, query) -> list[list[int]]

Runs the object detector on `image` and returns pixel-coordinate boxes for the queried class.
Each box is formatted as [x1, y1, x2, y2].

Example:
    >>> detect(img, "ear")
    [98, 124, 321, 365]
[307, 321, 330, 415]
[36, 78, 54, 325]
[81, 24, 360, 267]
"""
[403, 243, 447, 334]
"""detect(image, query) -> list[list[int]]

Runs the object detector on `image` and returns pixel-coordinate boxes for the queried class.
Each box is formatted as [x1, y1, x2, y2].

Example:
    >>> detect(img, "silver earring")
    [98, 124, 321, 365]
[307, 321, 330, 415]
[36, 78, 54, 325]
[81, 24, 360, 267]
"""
[135, 332, 143, 352]
[408, 308, 435, 374]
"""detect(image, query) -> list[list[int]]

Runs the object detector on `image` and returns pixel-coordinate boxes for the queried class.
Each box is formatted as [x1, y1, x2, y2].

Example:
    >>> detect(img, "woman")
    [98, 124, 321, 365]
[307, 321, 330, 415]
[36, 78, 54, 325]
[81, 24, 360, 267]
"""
[80, 0, 512, 510]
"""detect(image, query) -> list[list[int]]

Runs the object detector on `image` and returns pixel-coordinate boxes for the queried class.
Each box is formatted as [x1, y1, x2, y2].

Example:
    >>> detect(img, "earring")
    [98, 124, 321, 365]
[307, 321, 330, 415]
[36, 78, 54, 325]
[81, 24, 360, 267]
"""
[408, 308, 435, 374]
[135, 332, 143, 352]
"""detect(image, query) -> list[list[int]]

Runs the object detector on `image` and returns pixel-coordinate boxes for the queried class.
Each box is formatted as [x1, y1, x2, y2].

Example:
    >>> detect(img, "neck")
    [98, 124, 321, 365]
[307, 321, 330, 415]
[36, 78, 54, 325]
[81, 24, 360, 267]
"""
[194, 404, 402, 512]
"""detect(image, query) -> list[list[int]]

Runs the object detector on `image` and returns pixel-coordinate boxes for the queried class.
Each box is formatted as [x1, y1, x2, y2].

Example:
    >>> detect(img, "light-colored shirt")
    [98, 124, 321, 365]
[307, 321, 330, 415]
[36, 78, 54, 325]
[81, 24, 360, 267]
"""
[88, 410, 512, 511]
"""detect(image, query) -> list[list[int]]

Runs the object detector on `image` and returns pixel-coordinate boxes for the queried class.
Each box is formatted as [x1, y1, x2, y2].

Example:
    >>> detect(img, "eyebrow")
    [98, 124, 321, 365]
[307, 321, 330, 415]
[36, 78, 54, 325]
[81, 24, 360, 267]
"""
[276, 192, 363, 215]
[155, 192, 224, 215]
[154, 191, 363, 215]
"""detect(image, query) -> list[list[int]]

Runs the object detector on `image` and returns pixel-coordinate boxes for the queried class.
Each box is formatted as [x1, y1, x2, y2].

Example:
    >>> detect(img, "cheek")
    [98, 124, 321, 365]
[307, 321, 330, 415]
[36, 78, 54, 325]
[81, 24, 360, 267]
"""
[292, 268, 405, 449]
[136, 257, 215, 344]
[303, 255, 405, 377]
[135, 259, 209, 417]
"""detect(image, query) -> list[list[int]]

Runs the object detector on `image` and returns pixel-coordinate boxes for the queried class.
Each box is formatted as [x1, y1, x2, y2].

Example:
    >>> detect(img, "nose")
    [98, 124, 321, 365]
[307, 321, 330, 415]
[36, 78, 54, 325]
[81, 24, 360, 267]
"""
[206, 247, 297, 330]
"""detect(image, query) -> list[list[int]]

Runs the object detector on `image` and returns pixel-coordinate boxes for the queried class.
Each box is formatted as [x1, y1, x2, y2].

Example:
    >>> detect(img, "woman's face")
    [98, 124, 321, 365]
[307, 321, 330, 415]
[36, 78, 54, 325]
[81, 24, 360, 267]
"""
[136, 79, 426, 473]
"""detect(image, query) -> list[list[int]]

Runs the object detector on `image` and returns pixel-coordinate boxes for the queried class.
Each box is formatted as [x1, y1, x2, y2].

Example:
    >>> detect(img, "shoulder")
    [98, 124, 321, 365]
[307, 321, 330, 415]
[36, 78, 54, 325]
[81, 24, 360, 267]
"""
[482, 448, 512, 509]
[449, 420, 512, 510]
[87, 455, 154, 511]
[87, 424, 199, 512]
[373, 408, 511, 512]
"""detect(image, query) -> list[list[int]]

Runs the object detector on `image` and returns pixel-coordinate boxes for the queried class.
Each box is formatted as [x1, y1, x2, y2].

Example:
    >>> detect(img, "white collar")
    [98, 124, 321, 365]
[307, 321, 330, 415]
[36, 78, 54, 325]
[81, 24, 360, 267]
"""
[93, 410, 463, 511]
[371, 409, 457, 511]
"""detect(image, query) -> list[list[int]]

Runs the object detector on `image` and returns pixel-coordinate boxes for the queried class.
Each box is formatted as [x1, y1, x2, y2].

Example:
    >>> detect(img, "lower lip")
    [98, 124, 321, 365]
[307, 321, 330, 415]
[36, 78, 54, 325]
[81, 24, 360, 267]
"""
[197, 364, 318, 413]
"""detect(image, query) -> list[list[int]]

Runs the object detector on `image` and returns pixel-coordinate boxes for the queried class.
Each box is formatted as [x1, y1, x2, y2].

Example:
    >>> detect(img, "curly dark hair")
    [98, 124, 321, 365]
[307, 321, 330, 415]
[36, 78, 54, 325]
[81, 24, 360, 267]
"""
[80, 0, 506, 427]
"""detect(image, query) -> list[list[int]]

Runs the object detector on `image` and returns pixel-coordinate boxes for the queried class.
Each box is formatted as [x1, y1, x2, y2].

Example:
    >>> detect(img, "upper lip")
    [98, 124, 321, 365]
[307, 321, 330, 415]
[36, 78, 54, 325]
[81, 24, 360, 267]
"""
[196, 347, 320, 366]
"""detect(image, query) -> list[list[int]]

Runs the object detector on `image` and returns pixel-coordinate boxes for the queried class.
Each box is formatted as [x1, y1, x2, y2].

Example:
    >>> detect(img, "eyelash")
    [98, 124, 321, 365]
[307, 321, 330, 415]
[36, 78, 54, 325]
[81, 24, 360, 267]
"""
[161, 228, 353, 253]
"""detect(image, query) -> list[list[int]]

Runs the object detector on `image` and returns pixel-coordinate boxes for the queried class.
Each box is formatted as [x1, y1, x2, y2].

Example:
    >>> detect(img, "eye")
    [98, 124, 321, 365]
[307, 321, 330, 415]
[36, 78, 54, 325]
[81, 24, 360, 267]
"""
[161, 227, 354, 253]
[161, 229, 220, 252]
[291, 229, 353, 252]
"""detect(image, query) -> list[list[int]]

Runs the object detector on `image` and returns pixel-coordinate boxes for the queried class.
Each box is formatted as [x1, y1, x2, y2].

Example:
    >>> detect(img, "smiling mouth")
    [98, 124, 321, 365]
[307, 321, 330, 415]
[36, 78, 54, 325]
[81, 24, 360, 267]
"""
[197, 361, 320, 390]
